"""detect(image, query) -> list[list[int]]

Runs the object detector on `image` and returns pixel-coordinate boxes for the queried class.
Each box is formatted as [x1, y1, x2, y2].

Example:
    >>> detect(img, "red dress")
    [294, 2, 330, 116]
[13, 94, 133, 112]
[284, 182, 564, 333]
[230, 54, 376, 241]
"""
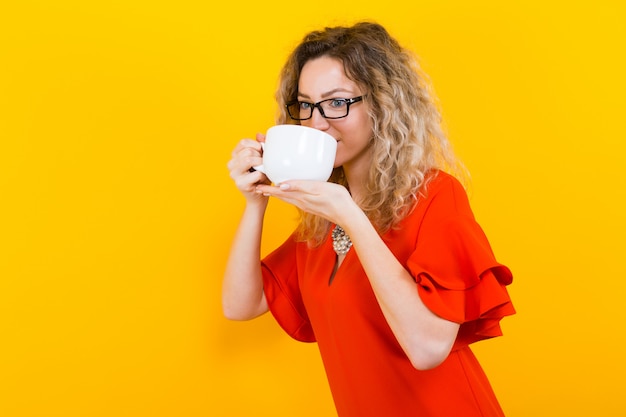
[261, 171, 515, 417]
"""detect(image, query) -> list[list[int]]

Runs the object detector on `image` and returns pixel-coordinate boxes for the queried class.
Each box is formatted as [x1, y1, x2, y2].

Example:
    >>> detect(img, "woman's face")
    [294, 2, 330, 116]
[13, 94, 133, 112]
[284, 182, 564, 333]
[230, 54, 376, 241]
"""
[297, 56, 373, 173]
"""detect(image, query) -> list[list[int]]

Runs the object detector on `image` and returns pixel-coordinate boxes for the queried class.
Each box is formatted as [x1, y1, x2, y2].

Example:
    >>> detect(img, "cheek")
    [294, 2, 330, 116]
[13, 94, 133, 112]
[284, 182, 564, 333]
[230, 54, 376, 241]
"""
[353, 124, 374, 148]
[350, 112, 373, 139]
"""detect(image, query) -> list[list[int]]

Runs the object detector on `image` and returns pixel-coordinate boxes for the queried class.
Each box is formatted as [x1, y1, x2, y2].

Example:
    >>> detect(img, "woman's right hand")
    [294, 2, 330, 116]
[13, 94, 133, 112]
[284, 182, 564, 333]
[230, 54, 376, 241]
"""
[227, 133, 270, 204]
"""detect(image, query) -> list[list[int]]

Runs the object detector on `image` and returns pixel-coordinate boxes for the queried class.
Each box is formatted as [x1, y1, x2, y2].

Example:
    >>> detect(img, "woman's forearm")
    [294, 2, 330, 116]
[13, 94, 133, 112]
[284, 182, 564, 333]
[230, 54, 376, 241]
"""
[222, 203, 269, 320]
[342, 209, 460, 370]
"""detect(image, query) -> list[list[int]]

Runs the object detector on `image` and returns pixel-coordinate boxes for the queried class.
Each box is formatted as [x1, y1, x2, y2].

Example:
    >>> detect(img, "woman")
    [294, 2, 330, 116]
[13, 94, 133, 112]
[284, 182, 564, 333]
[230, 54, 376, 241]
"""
[224, 21, 515, 417]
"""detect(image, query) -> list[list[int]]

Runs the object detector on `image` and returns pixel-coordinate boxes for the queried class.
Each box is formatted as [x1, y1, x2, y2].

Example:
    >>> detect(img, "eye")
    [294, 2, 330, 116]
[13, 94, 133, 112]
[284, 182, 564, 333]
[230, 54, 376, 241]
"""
[299, 101, 313, 110]
[329, 99, 348, 108]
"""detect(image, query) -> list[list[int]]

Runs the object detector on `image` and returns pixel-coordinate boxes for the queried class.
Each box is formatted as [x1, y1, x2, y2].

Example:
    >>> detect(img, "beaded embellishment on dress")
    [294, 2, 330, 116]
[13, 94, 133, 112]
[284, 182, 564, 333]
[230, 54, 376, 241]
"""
[332, 225, 352, 255]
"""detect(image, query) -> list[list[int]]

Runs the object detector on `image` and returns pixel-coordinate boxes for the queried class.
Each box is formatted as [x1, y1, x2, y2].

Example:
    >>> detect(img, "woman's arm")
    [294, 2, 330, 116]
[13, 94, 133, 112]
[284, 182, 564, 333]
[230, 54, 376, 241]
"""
[222, 203, 269, 320]
[222, 136, 271, 320]
[343, 208, 460, 370]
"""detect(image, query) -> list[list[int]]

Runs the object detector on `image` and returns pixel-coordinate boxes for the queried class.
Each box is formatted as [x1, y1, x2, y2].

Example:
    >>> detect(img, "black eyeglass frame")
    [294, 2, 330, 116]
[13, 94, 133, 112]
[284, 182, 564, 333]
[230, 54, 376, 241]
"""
[285, 96, 364, 121]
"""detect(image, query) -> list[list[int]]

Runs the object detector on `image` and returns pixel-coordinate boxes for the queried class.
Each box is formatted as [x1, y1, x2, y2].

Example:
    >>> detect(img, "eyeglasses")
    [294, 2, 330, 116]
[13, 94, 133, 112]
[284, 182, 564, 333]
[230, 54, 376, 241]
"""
[286, 96, 364, 121]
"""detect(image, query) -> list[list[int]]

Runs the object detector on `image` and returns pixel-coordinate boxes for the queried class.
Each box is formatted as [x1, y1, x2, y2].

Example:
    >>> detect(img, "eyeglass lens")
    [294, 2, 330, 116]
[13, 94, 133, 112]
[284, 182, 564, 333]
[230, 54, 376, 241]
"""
[287, 98, 355, 120]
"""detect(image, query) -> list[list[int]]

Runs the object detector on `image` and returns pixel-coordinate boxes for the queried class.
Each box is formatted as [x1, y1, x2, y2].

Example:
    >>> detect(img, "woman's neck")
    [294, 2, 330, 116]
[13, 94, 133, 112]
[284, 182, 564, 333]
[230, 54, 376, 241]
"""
[342, 153, 373, 205]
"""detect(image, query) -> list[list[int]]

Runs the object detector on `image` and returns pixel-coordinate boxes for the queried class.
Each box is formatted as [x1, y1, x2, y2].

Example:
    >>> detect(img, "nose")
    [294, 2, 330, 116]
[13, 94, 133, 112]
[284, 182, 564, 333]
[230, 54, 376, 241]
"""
[305, 106, 331, 131]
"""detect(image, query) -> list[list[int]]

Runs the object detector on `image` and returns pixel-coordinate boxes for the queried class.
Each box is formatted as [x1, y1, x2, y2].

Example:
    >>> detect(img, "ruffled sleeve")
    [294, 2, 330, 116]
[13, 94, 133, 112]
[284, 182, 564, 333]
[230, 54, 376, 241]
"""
[261, 234, 316, 343]
[406, 177, 515, 348]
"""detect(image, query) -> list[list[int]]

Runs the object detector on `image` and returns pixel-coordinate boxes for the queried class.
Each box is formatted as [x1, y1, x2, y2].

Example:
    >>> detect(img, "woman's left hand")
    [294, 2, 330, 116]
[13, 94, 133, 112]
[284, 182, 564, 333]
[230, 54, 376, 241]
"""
[255, 181, 356, 225]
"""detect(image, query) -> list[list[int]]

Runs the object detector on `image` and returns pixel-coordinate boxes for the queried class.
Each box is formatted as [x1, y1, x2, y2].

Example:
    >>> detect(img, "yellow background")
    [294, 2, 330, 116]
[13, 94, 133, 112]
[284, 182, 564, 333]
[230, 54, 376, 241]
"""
[1, 1, 624, 416]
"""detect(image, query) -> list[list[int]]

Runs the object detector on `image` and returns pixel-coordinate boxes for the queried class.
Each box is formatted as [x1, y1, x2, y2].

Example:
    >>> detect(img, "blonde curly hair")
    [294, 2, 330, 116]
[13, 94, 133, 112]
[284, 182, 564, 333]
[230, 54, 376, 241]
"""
[275, 22, 467, 245]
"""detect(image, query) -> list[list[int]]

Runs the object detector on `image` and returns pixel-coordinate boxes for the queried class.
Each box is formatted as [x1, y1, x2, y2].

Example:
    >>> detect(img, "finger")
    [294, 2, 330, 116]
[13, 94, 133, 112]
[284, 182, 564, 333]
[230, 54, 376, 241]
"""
[228, 155, 260, 176]
[257, 189, 301, 207]
[275, 180, 322, 195]
[255, 184, 279, 194]
[235, 170, 267, 189]
[230, 146, 263, 173]
[232, 138, 262, 157]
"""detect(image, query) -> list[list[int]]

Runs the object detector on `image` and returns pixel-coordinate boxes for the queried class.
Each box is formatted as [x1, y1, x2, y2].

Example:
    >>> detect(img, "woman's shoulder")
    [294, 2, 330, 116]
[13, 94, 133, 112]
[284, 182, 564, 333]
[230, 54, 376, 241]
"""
[425, 169, 464, 190]
[420, 170, 467, 203]
[407, 170, 473, 224]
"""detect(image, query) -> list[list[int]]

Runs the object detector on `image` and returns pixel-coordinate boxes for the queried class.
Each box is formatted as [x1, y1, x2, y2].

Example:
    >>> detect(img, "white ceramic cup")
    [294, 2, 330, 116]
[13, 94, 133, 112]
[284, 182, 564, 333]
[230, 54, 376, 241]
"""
[254, 124, 337, 184]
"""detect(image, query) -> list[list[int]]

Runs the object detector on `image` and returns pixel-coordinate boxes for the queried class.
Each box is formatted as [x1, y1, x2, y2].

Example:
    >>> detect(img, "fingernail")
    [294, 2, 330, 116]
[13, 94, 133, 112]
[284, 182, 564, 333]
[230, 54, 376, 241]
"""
[279, 183, 290, 190]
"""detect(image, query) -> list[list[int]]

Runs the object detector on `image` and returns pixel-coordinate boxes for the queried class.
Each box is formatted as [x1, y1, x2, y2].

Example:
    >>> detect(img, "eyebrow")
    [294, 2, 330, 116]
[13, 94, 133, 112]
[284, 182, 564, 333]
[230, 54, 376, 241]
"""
[298, 88, 355, 100]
